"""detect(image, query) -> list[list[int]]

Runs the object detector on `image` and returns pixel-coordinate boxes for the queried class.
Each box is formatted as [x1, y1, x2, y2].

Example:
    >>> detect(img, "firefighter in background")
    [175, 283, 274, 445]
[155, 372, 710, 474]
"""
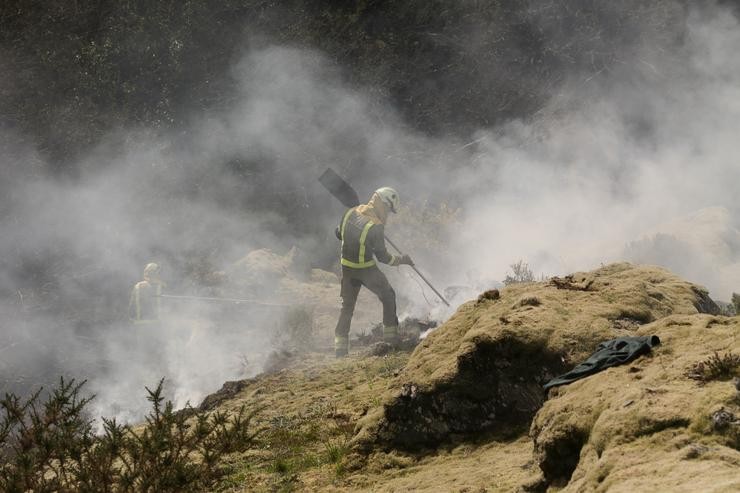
[129, 262, 164, 324]
[334, 187, 414, 357]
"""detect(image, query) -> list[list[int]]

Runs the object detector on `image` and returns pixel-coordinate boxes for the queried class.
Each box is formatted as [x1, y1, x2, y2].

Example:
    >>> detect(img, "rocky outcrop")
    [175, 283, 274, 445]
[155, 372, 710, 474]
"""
[354, 264, 722, 453]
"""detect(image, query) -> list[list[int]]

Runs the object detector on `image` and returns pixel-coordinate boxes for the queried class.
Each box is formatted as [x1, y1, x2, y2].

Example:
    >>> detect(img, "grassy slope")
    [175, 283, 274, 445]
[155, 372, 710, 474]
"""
[204, 263, 739, 492]
[211, 353, 536, 492]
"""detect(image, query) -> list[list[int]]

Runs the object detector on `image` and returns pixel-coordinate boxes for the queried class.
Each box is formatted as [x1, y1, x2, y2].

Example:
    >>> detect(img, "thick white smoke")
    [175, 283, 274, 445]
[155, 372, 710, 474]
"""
[1, 1, 738, 423]
[448, 4, 740, 297]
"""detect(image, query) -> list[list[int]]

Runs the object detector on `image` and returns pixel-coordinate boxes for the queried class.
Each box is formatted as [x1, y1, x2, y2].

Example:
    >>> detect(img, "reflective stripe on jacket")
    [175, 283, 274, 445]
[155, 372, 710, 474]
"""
[337, 208, 397, 269]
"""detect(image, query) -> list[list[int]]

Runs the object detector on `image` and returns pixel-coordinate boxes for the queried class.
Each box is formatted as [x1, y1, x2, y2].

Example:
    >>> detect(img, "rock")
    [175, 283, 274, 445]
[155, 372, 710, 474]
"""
[711, 408, 737, 430]
[691, 286, 721, 315]
[476, 289, 500, 304]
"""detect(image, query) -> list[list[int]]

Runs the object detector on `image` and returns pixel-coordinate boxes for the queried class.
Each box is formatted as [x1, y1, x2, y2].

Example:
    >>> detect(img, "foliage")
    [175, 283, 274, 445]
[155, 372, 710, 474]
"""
[0, 377, 257, 492]
[239, 397, 355, 487]
[503, 260, 535, 286]
[686, 352, 740, 383]
[1, 0, 687, 164]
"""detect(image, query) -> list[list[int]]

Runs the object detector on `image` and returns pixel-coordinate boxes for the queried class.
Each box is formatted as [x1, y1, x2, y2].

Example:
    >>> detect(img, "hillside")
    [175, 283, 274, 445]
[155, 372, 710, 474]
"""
[3, 2, 740, 491]
[198, 263, 739, 492]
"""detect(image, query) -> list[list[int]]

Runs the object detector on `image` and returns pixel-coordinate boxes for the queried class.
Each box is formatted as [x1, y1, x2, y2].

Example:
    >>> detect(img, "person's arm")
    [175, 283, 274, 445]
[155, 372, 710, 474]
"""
[369, 225, 414, 266]
[369, 225, 399, 265]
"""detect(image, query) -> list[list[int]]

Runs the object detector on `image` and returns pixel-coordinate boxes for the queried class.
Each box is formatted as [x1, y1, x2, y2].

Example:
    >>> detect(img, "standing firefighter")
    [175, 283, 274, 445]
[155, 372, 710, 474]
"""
[334, 187, 413, 357]
[129, 262, 164, 324]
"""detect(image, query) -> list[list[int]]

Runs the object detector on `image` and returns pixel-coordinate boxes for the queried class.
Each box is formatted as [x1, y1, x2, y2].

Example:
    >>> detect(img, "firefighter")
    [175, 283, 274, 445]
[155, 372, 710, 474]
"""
[334, 187, 413, 357]
[128, 262, 164, 324]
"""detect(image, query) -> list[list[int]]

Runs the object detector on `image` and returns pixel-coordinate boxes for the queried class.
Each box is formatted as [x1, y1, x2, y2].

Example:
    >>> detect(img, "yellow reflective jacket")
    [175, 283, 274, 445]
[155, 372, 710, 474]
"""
[336, 197, 399, 269]
[128, 281, 162, 324]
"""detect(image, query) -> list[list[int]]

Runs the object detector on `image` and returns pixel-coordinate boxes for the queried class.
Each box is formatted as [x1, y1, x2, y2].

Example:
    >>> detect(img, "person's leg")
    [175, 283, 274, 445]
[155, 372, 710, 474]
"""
[361, 268, 399, 346]
[335, 269, 361, 357]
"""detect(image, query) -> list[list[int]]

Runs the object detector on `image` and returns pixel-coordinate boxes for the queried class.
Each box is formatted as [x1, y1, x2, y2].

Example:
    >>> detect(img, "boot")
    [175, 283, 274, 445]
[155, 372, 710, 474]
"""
[335, 335, 349, 358]
[383, 325, 400, 349]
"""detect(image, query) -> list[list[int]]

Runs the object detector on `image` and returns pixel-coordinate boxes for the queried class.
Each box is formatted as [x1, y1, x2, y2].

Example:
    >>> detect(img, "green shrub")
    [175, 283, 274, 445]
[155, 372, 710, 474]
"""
[323, 438, 349, 464]
[0, 377, 257, 492]
[686, 352, 740, 383]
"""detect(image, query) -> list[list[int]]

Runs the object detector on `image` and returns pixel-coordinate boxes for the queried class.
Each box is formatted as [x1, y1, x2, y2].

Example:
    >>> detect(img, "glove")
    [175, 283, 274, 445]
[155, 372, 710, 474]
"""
[398, 254, 414, 266]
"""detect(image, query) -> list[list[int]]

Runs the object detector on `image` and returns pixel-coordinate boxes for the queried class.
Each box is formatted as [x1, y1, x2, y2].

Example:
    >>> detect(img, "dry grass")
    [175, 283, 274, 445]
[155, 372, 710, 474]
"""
[532, 316, 740, 492]
[210, 350, 537, 492]
[199, 263, 739, 491]
[396, 263, 707, 394]
[353, 264, 716, 453]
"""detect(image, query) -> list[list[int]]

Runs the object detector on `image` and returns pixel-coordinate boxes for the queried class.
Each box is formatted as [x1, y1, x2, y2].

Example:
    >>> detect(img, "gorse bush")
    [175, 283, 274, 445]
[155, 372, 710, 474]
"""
[0, 377, 257, 492]
[687, 352, 740, 383]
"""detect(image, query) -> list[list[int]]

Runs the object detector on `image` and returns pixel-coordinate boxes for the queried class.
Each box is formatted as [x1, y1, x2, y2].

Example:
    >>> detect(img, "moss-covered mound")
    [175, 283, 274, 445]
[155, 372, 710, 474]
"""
[354, 263, 721, 452]
[531, 314, 740, 491]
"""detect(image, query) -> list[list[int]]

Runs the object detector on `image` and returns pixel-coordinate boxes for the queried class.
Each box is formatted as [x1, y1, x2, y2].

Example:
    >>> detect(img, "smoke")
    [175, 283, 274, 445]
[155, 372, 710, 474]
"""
[446, 3, 740, 297]
[2, 1, 739, 422]
[0, 42, 434, 421]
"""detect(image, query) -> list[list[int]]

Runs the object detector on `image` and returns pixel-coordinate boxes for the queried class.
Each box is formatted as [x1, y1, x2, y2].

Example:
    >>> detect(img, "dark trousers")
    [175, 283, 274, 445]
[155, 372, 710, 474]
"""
[335, 265, 398, 342]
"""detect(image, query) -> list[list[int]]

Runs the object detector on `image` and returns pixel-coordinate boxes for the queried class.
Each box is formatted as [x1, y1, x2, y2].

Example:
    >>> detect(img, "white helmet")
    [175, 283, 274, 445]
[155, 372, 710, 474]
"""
[375, 187, 400, 213]
[143, 262, 161, 280]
